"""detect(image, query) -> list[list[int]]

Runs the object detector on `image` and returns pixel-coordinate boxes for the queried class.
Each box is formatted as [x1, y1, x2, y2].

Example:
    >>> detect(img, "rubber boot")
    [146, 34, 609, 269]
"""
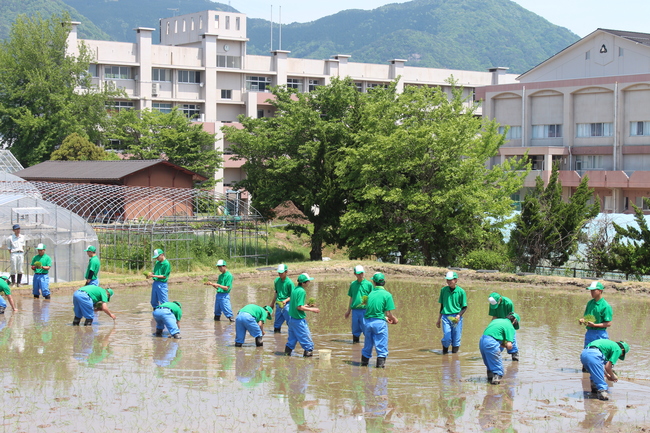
[172, 333, 182, 339]
[352, 335, 360, 343]
[34, 295, 39, 299]
[10, 275, 15, 286]
[228, 316, 234, 323]
[442, 346, 449, 354]
[235, 342, 243, 347]
[84, 318, 93, 326]
[511, 352, 519, 362]
[72, 316, 81, 326]
[376, 357, 386, 368]
[597, 390, 609, 401]
[491, 374, 502, 385]
[284, 346, 293, 356]
[360, 356, 370, 366]
[214, 315, 221, 321]
[16, 274, 22, 287]
[452, 346, 459, 354]
[274, 328, 281, 333]
[582, 366, 588, 373]
[255, 336, 263, 347]
[303, 350, 313, 357]
[154, 329, 163, 337]
[0, 307, 5, 314]
[487, 370, 494, 382]
[590, 381, 598, 393]
[44, 295, 51, 300]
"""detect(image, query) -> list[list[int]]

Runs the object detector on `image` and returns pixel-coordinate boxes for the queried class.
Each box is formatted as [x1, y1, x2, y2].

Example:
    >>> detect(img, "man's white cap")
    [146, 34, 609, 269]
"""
[36, 243, 46, 250]
[354, 265, 365, 274]
[488, 297, 498, 305]
[445, 271, 458, 280]
[277, 264, 288, 273]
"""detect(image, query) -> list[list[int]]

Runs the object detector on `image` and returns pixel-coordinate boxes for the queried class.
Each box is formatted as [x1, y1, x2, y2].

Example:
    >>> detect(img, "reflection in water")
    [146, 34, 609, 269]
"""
[364, 373, 395, 433]
[285, 360, 316, 431]
[214, 321, 235, 373]
[235, 349, 269, 387]
[72, 325, 115, 366]
[580, 397, 617, 430]
[32, 299, 50, 324]
[439, 356, 466, 429]
[153, 339, 181, 367]
[478, 362, 518, 432]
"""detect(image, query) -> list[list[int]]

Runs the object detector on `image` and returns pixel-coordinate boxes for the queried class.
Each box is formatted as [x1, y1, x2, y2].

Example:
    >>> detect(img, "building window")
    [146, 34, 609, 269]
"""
[498, 126, 522, 140]
[619, 47, 624, 57]
[308, 79, 320, 92]
[215, 15, 219, 29]
[104, 66, 131, 79]
[585, 51, 590, 60]
[257, 109, 264, 118]
[576, 123, 613, 137]
[636, 197, 650, 210]
[225, 16, 230, 30]
[236, 17, 240, 31]
[106, 101, 134, 112]
[191, 18, 194, 31]
[153, 103, 172, 114]
[152, 68, 171, 82]
[180, 104, 201, 119]
[221, 89, 232, 99]
[287, 78, 304, 92]
[217, 55, 241, 69]
[178, 70, 201, 84]
[367, 83, 387, 90]
[532, 124, 563, 138]
[575, 155, 603, 170]
[355, 82, 363, 92]
[200, 16, 203, 29]
[631, 121, 650, 136]
[246, 76, 272, 92]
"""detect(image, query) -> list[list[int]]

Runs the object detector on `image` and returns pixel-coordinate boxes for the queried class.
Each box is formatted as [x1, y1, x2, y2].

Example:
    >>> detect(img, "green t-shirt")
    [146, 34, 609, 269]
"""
[364, 286, 396, 319]
[239, 304, 268, 323]
[288, 285, 307, 320]
[438, 286, 467, 315]
[584, 298, 613, 330]
[274, 276, 294, 302]
[588, 339, 623, 364]
[216, 271, 233, 293]
[158, 301, 182, 321]
[483, 318, 516, 344]
[85, 255, 101, 280]
[0, 279, 10, 295]
[348, 279, 373, 309]
[79, 285, 111, 308]
[31, 254, 52, 274]
[489, 296, 514, 318]
[153, 259, 171, 282]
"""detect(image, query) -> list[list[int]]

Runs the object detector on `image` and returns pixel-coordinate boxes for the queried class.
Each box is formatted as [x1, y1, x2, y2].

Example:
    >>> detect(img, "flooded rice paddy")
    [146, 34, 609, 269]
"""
[1, 275, 650, 432]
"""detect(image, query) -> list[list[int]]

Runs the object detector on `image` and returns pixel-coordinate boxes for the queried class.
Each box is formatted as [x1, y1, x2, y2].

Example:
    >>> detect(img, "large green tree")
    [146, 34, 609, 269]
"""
[51, 133, 117, 161]
[107, 108, 221, 186]
[223, 78, 362, 260]
[509, 165, 599, 272]
[0, 13, 115, 166]
[339, 83, 527, 266]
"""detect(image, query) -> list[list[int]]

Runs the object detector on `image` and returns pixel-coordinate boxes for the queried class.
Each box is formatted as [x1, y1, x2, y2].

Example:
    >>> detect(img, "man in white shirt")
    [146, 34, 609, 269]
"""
[5, 224, 26, 287]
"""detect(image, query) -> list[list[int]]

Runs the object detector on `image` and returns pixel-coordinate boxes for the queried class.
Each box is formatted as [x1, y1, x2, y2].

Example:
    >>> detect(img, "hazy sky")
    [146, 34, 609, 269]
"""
[230, 0, 649, 37]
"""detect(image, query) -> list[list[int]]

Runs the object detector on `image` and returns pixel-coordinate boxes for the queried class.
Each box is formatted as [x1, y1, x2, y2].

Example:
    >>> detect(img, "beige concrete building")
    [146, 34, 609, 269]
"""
[67, 10, 517, 199]
[477, 29, 650, 213]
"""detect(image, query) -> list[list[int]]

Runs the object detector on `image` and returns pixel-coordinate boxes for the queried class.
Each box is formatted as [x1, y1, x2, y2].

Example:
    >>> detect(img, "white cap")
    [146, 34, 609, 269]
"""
[445, 271, 457, 280]
[216, 259, 226, 266]
[488, 297, 498, 305]
[354, 265, 365, 274]
[36, 243, 46, 250]
[277, 264, 288, 273]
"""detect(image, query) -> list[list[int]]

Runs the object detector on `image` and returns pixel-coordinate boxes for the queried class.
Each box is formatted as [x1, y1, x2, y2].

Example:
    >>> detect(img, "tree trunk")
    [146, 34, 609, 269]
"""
[310, 222, 323, 261]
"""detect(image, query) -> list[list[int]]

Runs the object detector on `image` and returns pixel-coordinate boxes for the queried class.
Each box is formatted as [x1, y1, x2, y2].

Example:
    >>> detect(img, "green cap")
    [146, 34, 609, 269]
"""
[445, 271, 458, 280]
[107, 288, 114, 300]
[277, 264, 288, 273]
[372, 272, 385, 283]
[354, 265, 365, 274]
[216, 259, 227, 266]
[297, 273, 314, 283]
[618, 341, 630, 360]
[152, 249, 164, 259]
[0, 275, 9, 281]
[264, 305, 273, 318]
[488, 292, 501, 310]
[507, 312, 521, 330]
[36, 243, 46, 250]
[173, 301, 182, 308]
[587, 281, 604, 291]
[84, 245, 96, 252]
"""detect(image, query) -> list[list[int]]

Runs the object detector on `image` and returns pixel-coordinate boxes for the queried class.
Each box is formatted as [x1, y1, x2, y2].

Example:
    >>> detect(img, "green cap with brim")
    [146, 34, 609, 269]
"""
[297, 273, 314, 283]
[277, 264, 288, 273]
[152, 249, 164, 259]
[216, 259, 227, 266]
[587, 281, 604, 291]
[84, 245, 96, 252]
[264, 305, 273, 318]
[446, 271, 458, 280]
[508, 312, 520, 330]
[488, 292, 501, 310]
[107, 288, 114, 299]
[372, 272, 385, 283]
[0, 275, 9, 281]
[619, 341, 630, 360]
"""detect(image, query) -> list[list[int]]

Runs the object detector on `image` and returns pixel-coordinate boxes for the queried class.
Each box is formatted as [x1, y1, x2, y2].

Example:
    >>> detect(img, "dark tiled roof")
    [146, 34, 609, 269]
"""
[14, 160, 206, 182]
[600, 29, 650, 47]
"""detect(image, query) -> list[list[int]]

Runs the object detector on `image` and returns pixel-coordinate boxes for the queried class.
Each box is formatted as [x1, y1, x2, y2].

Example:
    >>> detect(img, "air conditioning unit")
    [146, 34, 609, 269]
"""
[152, 83, 160, 96]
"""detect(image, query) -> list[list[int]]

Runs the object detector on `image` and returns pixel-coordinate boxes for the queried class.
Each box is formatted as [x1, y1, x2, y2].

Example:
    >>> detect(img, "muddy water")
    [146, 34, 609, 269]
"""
[1, 275, 650, 432]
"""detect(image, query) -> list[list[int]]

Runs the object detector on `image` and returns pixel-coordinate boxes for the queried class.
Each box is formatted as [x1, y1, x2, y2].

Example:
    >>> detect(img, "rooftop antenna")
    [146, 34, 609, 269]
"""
[279, 6, 282, 50]
[270, 5, 273, 52]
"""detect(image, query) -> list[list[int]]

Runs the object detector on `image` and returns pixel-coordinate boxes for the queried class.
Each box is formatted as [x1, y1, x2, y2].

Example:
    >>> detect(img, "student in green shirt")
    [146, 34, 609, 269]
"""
[270, 264, 294, 333]
[479, 313, 520, 385]
[0, 275, 17, 313]
[148, 249, 171, 309]
[436, 271, 467, 354]
[153, 301, 182, 339]
[581, 339, 630, 401]
[84, 245, 100, 286]
[206, 259, 234, 321]
[31, 243, 52, 299]
[235, 304, 273, 347]
[284, 273, 320, 357]
[488, 292, 519, 361]
[345, 265, 373, 343]
[579, 281, 612, 348]
[361, 272, 398, 368]
[72, 285, 115, 326]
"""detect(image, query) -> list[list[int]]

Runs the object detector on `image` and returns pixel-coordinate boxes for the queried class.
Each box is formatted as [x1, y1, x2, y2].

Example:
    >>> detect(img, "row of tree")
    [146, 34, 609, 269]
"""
[0, 13, 220, 185]
[224, 77, 604, 269]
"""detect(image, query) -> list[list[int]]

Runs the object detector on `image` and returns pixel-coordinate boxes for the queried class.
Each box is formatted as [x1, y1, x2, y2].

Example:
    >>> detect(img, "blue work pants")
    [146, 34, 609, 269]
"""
[33, 274, 50, 297]
[480, 335, 504, 376]
[274, 302, 290, 330]
[441, 314, 463, 348]
[235, 311, 262, 344]
[351, 309, 366, 338]
[214, 292, 233, 318]
[584, 329, 608, 348]
[153, 307, 180, 336]
[287, 316, 313, 351]
[73, 290, 95, 320]
[362, 318, 389, 359]
[581, 347, 608, 391]
[151, 281, 168, 308]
